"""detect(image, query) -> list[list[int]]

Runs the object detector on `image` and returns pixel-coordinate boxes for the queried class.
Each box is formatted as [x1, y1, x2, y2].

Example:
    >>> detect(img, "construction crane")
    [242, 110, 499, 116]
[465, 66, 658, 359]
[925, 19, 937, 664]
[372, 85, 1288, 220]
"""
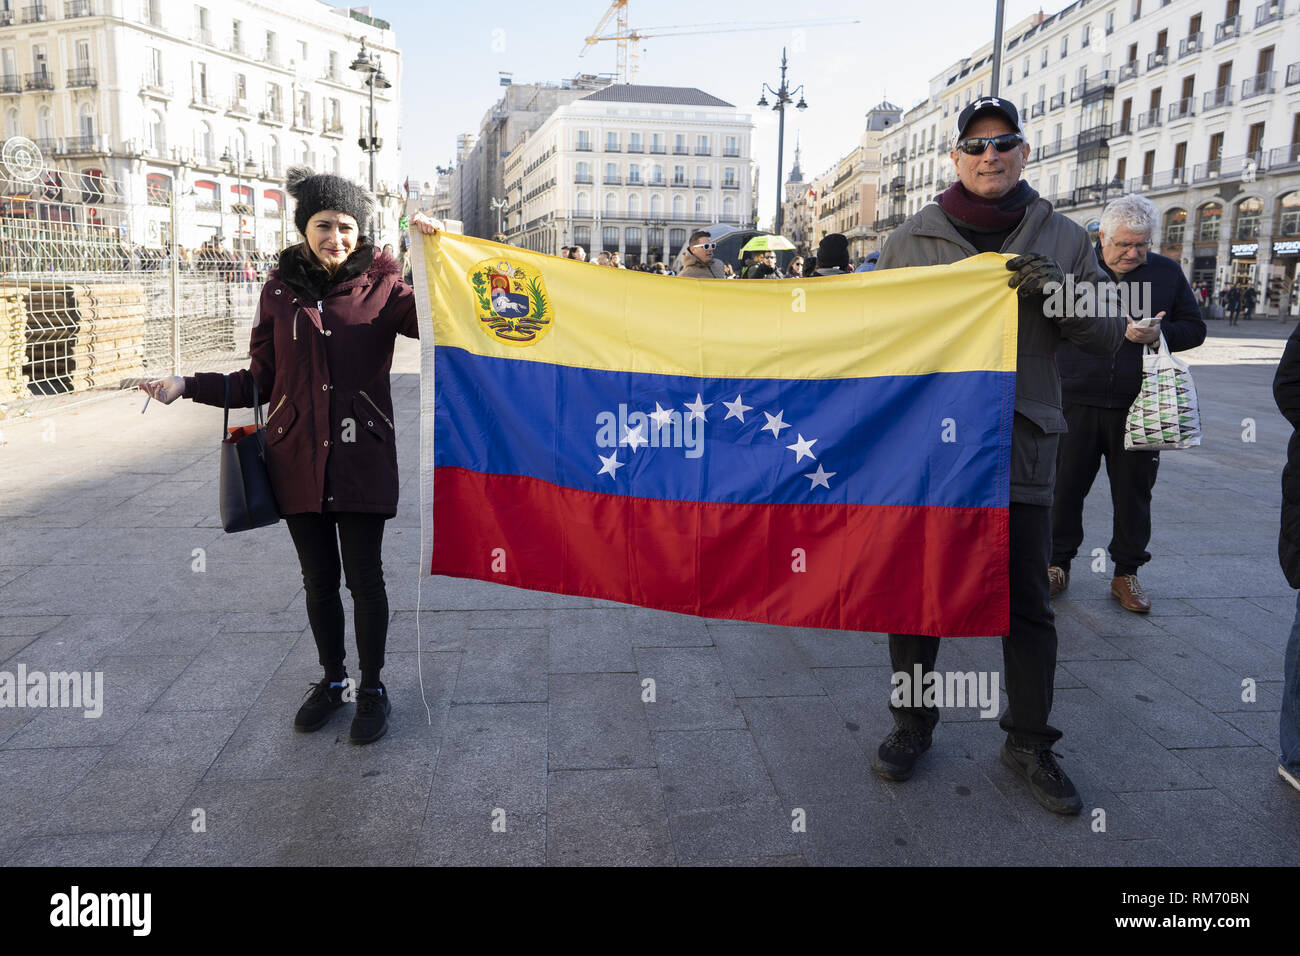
[580, 3, 860, 84]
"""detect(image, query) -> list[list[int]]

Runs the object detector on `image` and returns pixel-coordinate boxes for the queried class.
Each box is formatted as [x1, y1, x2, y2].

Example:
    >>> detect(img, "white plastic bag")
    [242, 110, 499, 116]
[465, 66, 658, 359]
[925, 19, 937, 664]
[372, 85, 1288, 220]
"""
[1124, 332, 1201, 451]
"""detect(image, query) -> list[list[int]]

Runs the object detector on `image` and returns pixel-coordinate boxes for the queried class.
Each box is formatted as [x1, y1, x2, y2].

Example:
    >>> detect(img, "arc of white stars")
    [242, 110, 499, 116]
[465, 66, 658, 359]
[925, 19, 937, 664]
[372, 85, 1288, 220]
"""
[804, 464, 835, 490]
[597, 452, 624, 480]
[621, 424, 648, 452]
[786, 433, 818, 463]
[722, 395, 753, 423]
[683, 393, 712, 422]
[648, 402, 675, 429]
[762, 410, 791, 438]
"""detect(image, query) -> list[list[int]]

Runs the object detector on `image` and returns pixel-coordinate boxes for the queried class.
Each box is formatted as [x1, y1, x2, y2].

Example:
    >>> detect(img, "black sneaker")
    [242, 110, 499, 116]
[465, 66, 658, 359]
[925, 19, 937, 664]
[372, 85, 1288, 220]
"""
[349, 683, 391, 745]
[294, 677, 348, 732]
[1000, 740, 1083, 815]
[870, 725, 933, 781]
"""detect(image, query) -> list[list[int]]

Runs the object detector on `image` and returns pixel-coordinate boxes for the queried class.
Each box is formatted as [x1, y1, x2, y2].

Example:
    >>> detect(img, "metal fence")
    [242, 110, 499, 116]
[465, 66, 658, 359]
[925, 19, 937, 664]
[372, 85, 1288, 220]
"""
[1, 146, 285, 411]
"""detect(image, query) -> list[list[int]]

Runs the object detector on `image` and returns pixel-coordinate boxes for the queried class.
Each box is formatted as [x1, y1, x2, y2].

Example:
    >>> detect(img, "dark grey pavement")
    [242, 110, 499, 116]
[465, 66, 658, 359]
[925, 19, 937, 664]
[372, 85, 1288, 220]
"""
[1, 320, 1297, 866]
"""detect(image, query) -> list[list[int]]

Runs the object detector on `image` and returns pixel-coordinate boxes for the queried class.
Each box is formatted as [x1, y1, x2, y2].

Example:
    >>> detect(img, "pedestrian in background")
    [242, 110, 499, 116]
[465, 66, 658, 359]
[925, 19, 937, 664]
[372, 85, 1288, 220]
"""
[812, 234, 852, 275]
[1271, 320, 1300, 794]
[1049, 193, 1206, 614]
[1227, 285, 1242, 326]
[677, 230, 727, 278]
[138, 167, 441, 745]
[784, 256, 804, 278]
[871, 96, 1123, 815]
[1244, 284, 1258, 321]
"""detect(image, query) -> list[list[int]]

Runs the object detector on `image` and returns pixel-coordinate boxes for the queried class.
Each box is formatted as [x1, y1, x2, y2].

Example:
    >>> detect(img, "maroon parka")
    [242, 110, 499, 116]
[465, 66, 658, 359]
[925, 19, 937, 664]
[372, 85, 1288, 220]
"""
[189, 249, 418, 517]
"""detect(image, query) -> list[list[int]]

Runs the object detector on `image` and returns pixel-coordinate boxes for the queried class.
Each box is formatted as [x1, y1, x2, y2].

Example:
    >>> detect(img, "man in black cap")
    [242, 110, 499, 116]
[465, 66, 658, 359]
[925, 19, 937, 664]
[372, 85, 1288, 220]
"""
[870, 96, 1124, 814]
[812, 233, 852, 275]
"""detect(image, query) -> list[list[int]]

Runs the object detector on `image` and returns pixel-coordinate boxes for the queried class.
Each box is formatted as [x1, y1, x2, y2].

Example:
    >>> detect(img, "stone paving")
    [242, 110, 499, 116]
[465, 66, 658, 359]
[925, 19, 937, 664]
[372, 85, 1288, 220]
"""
[0, 318, 1297, 866]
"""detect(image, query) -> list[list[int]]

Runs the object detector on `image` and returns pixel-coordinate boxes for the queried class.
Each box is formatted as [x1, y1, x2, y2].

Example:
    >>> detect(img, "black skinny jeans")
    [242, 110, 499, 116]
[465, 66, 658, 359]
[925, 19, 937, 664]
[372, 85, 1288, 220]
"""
[887, 502, 1061, 749]
[284, 511, 389, 688]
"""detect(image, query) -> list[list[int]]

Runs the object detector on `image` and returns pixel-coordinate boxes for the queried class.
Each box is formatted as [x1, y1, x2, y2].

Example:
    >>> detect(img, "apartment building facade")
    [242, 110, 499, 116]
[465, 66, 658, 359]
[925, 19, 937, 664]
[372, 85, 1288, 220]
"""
[503, 84, 755, 265]
[0, 0, 403, 251]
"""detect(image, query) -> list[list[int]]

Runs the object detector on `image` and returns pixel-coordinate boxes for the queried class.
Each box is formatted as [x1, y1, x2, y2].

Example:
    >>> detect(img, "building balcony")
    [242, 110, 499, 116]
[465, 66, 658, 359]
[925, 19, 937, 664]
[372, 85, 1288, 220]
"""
[322, 68, 343, 84]
[693, 179, 711, 188]
[1214, 15, 1242, 42]
[195, 199, 222, 212]
[1269, 143, 1300, 170]
[1192, 151, 1264, 182]
[193, 28, 214, 46]
[21, 4, 48, 24]
[1168, 97, 1195, 121]
[24, 71, 53, 91]
[648, 177, 665, 186]
[261, 52, 282, 68]
[603, 176, 621, 185]
[1255, 1, 1285, 28]
[1050, 91, 1066, 110]
[694, 148, 711, 156]
[226, 98, 251, 117]
[626, 177, 643, 186]
[672, 146, 688, 155]
[58, 135, 102, 154]
[0, 75, 20, 94]
[66, 67, 96, 88]
[192, 149, 219, 168]
[721, 181, 739, 189]
[1203, 85, 1232, 110]
[722, 149, 740, 157]
[670, 179, 690, 188]
[291, 113, 314, 132]
[191, 91, 219, 111]
[1288, 62, 1300, 86]
[1146, 49, 1169, 70]
[575, 143, 592, 152]
[649, 145, 666, 154]
[1178, 33, 1203, 58]
[1029, 100, 1045, 118]
[0, 9, 10, 24]
[1078, 123, 1112, 150]
[1071, 72, 1116, 103]
[258, 107, 285, 125]
[1241, 72, 1275, 99]
[1135, 109, 1161, 130]
[604, 144, 621, 152]
[321, 120, 344, 139]
[1118, 60, 1139, 81]
[140, 78, 172, 100]
[32, 136, 56, 153]
[65, 0, 92, 16]
[626, 144, 643, 153]
[1125, 167, 1192, 194]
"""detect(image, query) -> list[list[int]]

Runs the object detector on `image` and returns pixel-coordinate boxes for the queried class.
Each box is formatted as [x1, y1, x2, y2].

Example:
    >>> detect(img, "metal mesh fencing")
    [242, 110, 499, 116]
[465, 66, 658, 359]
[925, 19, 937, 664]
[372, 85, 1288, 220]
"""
[1, 153, 283, 414]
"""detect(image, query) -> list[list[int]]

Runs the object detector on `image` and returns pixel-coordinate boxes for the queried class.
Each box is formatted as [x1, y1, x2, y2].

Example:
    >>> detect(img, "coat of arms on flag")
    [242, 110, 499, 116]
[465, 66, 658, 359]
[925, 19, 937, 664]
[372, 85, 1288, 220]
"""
[468, 258, 553, 346]
[411, 233, 1019, 638]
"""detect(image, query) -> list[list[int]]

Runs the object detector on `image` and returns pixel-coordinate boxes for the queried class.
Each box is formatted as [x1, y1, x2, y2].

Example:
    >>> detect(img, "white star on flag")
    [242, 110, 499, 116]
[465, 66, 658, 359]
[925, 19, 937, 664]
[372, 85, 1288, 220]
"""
[683, 393, 712, 421]
[786, 434, 818, 463]
[621, 424, 648, 452]
[648, 402, 675, 429]
[762, 410, 791, 438]
[804, 464, 836, 490]
[597, 452, 624, 479]
[722, 395, 753, 423]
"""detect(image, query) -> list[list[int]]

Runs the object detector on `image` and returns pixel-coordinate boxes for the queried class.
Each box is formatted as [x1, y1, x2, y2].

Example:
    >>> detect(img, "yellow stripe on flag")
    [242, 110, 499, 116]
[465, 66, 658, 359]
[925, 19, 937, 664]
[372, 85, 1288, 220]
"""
[423, 233, 1017, 380]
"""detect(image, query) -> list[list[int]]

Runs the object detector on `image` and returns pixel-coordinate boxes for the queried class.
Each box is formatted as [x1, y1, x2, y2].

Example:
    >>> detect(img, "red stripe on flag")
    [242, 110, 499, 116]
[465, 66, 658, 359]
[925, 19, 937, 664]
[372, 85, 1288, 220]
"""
[431, 468, 1010, 637]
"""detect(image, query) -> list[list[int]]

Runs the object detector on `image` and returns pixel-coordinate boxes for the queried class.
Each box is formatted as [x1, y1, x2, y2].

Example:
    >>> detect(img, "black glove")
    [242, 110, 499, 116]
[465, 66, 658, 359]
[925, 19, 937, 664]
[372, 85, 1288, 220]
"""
[1006, 254, 1065, 298]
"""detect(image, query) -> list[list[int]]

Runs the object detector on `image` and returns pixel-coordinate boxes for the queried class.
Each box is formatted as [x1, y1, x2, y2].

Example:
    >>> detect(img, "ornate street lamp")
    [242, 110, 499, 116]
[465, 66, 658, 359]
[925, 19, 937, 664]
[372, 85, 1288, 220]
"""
[757, 48, 807, 236]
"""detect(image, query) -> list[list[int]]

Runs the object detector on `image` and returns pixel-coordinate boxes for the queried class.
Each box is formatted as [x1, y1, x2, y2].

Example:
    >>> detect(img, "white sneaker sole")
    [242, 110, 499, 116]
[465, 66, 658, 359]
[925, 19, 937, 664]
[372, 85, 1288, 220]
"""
[1280, 764, 1300, 792]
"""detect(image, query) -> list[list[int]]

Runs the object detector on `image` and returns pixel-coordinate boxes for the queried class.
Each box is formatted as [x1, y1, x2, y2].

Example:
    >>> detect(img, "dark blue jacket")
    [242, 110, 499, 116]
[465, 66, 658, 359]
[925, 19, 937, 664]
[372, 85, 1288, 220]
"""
[1057, 245, 1206, 408]
[1276, 322, 1300, 587]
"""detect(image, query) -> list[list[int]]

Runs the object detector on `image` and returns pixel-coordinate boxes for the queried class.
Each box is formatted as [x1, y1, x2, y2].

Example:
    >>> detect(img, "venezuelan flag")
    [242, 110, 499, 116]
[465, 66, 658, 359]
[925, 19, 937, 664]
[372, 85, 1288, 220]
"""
[412, 233, 1018, 637]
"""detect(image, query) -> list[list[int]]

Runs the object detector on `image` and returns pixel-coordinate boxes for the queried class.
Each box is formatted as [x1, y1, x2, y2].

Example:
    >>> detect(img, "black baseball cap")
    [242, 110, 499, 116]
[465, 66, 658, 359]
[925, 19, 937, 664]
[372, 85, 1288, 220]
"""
[955, 96, 1022, 139]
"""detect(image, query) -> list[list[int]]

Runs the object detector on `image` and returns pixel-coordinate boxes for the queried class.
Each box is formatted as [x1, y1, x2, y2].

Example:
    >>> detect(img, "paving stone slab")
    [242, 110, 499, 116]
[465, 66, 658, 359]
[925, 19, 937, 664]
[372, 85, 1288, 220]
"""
[95, 709, 245, 770]
[633, 646, 746, 732]
[1101, 632, 1284, 713]
[1150, 613, 1285, 679]
[548, 673, 655, 770]
[37, 765, 205, 837]
[623, 606, 714, 646]
[8, 613, 150, 669]
[653, 728, 799, 862]
[0, 745, 109, 847]
[0, 615, 67, 637]
[452, 631, 547, 703]
[3, 829, 162, 867]
[151, 631, 296, 711]
[545, 769, 675, 866]
[709, 624, 825, 698]
[548, 609, 637, 673]
[1113, 787, 1296, 866]
[1063, 659, 1253, 750]
[1169, 745, 1300, 854]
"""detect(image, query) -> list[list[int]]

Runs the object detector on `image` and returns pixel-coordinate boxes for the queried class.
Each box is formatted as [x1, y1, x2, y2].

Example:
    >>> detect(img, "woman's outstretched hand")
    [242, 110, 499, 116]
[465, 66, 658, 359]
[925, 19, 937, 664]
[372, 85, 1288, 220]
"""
[410, 212, 443, 235]
[140, 377, 184, 405]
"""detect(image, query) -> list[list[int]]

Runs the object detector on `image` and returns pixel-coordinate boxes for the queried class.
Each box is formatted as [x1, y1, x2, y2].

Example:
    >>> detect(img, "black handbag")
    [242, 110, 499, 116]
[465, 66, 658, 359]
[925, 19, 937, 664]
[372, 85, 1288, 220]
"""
[219, 375, 281, 533]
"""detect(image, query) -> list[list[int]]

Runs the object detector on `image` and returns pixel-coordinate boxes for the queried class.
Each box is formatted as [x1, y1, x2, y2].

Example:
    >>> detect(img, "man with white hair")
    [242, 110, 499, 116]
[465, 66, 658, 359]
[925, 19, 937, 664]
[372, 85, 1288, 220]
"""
[1050, 193, 1205, 612]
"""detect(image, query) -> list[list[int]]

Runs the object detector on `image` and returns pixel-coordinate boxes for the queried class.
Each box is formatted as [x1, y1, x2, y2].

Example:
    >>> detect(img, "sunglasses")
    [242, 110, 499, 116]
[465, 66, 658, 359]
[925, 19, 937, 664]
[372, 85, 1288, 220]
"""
[692, 242, 715, 251]
[955, 133, 1025, 155]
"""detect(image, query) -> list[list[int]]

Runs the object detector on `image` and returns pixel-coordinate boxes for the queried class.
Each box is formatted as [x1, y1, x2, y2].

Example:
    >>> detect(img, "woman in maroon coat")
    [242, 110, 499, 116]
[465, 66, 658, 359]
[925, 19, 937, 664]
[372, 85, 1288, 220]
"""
[141, 167, 439, 744]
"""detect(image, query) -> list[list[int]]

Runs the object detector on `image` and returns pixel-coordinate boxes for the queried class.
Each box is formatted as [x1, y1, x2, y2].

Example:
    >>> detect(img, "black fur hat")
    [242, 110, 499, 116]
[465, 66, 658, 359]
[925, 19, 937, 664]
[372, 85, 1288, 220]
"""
[285, 165, 375, 237]
[816, 233, 850, 271]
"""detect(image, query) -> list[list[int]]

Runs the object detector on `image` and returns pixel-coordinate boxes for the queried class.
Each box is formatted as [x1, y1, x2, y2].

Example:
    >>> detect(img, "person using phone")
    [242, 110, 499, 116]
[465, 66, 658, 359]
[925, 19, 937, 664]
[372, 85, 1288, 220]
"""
[140, 166, 441, 744]
[1050, 194, 1206, 613]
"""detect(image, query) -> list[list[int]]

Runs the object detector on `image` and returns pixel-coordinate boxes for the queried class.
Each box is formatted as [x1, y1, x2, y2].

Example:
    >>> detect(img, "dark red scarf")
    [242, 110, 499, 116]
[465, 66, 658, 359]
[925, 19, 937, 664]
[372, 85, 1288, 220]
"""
[937, 180, 1037, 231]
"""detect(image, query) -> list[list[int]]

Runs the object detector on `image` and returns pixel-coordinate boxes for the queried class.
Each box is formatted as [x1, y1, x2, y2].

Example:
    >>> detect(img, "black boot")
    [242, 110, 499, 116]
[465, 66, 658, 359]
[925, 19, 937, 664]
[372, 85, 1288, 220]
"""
[1000, 739, 1083, 815]
[349, 683, 391, 744]
[870, 724, 933, 781]
[294, 677, 348, 732]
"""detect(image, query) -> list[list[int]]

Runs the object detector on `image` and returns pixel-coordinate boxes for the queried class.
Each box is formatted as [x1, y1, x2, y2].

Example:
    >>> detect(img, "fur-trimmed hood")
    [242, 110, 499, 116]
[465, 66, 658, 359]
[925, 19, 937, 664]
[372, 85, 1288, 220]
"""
[273, 239, 402, 300]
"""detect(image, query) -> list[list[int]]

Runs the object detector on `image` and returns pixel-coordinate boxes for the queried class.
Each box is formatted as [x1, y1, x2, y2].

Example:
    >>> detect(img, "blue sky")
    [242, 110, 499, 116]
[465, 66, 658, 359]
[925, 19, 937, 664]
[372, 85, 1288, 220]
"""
[350, 0, 1048, 223]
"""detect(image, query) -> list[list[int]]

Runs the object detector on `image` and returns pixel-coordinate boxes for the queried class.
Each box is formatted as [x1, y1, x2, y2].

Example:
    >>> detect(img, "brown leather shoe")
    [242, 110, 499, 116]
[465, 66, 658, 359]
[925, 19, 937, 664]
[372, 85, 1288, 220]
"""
[1048, 566, 1069, 597]
[1111, 574, 1151, 613]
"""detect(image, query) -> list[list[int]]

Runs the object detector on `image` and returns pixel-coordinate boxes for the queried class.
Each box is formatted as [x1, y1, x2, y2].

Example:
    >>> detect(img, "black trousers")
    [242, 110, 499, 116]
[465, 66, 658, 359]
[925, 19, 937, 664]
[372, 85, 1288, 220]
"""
[888, 502, 1061, 748]
[284, 511, 389, 687]
[1051, 403, 1159, 577]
